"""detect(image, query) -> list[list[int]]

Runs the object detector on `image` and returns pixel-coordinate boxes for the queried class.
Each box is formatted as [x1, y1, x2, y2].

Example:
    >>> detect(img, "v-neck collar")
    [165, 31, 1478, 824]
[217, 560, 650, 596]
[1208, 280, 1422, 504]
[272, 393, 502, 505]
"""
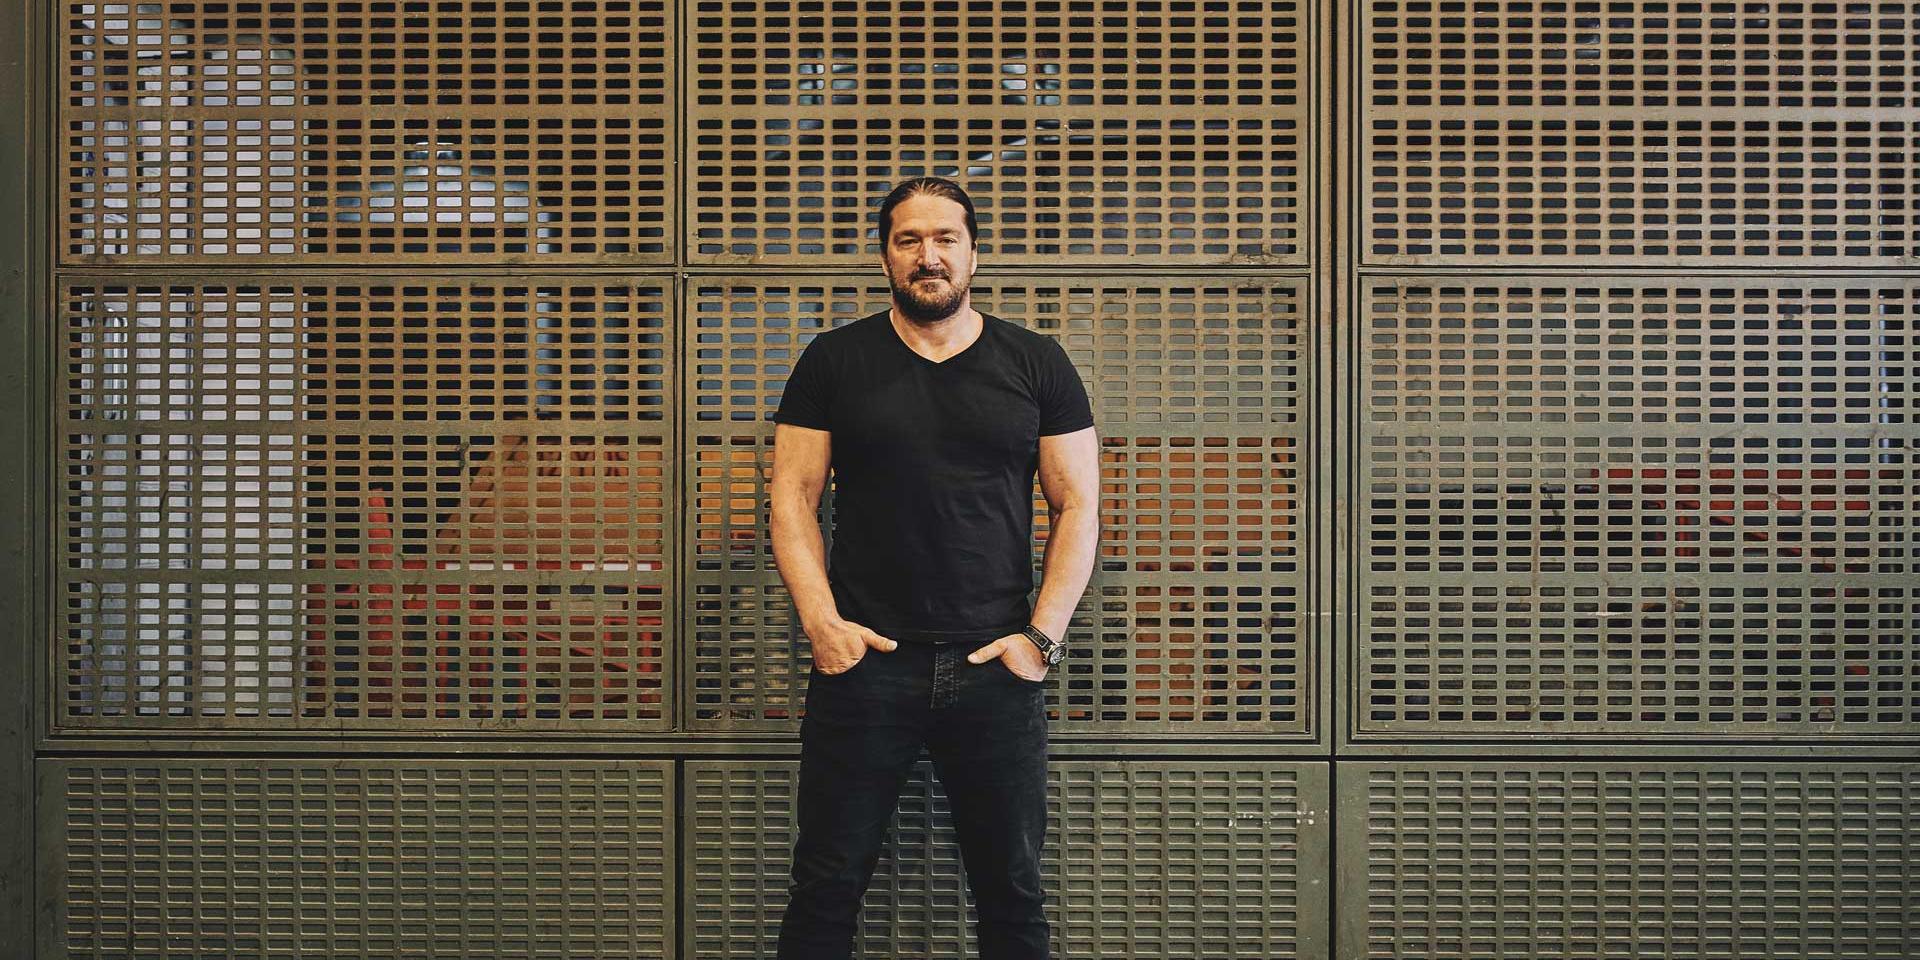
[886, 310, 987, 367]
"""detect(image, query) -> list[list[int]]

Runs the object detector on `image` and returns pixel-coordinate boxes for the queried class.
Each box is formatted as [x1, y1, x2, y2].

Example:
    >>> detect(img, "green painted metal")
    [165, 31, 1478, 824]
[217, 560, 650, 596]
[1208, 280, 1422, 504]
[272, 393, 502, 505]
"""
[39, 759, 675, 958]
[13, 0, 1920, 954]
[0, 0, 41, 953]
[685, 759, 1331, 959]
[52, 275, 679, 733]
[1344, 278, 1920, 753]
[1335, 762, 1920, 959]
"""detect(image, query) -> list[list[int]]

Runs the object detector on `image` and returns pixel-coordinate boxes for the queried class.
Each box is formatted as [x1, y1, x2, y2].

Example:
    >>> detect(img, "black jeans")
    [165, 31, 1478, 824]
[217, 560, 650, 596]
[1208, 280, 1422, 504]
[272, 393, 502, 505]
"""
[777, 639, 1051, 959]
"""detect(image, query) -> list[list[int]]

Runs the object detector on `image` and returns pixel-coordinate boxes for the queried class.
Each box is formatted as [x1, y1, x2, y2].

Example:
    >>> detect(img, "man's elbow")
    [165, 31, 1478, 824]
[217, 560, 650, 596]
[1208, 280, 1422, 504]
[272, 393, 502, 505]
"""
[1051, 500, 1099, 530]
[769, 484, 823, 526]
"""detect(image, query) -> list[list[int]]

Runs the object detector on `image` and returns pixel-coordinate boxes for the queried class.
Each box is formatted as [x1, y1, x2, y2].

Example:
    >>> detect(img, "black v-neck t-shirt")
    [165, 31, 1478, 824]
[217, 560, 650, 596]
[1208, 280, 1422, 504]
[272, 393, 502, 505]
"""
[772, 309, 1095, 643]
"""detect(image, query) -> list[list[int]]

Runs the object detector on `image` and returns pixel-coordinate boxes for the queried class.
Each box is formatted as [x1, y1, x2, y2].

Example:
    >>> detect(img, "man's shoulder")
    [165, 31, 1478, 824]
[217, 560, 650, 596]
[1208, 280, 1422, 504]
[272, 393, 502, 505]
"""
[979, 311, 1044, 344]
[798, 311, 887, 355]
[980, 312, 1066, 360]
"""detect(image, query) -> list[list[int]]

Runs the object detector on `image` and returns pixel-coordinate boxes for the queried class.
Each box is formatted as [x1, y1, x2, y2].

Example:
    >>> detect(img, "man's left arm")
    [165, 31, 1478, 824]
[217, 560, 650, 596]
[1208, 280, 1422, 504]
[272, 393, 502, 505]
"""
[1027, 426, 1101, 643]
[968, 425, 1100, 676]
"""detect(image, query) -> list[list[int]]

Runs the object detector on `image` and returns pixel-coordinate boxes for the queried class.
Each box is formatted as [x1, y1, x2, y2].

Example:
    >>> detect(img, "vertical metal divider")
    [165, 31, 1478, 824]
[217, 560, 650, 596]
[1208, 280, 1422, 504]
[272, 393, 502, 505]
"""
[669, 268, 689, 960]
[670, 1, 689, 955]
[1317, 0, 1346, 953]
[1, 0, 45, 952]
[3, 0, 47, 952]
[669, 0, 689, 740]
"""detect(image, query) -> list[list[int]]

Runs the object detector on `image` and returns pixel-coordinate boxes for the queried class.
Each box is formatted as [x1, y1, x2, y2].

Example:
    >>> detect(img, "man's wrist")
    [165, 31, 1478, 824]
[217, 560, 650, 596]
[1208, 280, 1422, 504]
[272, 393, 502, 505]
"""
[1027, 616, 1068, 641]
[799, 609, 844, 639]
[1020, 623, 1067, 666]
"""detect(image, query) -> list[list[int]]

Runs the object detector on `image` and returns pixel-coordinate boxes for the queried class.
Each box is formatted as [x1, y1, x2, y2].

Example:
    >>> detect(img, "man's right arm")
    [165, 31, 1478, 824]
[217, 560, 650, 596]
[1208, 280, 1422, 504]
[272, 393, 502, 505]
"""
[769, 422, 840, 631]
[769, 423, 896, 672]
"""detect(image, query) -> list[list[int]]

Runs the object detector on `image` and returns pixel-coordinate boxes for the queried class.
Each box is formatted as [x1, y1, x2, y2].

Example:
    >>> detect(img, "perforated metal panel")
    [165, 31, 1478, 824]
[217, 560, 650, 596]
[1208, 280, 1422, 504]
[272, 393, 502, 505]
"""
[14, 0, 1919, 956]
[1354, 279, 1920, 742]
[57, 279, 675, 729]
[681, 280, 891, 728]
[1338, 763, 1920, 959]
[42, 760, 675, 959]
[687, 0, 1308, 264]
[687, 760, 1329, 959]
[685, 278, 1312, 735]
[1361, 2, 1920, 265]
[61, 0, 674, 261]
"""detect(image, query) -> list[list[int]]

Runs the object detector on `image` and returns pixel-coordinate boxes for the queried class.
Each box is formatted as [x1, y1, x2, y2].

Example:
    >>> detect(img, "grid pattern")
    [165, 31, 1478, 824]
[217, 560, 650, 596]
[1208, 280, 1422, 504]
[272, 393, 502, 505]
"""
[683, 279, 1310, 735]
[20, 2, 1920, 958]
[687, 0, 1308, 263]
[1339, 764, 1920, 959]
[1361, 1, 1920, 264]
[61, 0, 673, 260]
[1356, 280, 1920, 741]
[45, 760, 675, 959]
[1365, 5, 1920, 112]
[57, 279, 675, 729]
[687, 760, 1329, 959]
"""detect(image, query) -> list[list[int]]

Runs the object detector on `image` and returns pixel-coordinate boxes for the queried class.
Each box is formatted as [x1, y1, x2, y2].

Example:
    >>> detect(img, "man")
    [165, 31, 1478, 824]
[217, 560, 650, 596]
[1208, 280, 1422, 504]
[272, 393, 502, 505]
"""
[767, 177, 1101, 959]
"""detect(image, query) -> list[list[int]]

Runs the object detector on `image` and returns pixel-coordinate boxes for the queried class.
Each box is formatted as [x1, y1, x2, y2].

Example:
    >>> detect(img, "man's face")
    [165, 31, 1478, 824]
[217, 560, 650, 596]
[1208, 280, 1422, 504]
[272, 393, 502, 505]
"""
[881, 193, 978, 323]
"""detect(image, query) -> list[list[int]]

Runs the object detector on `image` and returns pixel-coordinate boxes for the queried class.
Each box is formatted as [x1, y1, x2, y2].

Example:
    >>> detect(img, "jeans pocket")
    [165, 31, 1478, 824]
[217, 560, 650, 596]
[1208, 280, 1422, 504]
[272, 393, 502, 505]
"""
[997, 657, 1046, 685]
[813, 650, 869, 679]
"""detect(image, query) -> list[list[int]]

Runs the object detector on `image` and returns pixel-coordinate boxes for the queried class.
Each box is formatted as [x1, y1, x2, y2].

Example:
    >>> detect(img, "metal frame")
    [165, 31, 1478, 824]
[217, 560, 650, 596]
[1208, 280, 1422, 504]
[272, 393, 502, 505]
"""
[683, 758, 1333, 960]
[1, 0, 43, 951]
[16, 0, 1920, 953]
[1334, 761, 1920, 959]
[1331, 0, 1920, 758]
[37, 0, 1333, 755]
[1338, 273, 1920, 757]
[48, 268, 684, 735]
[38, 758, 678, 958]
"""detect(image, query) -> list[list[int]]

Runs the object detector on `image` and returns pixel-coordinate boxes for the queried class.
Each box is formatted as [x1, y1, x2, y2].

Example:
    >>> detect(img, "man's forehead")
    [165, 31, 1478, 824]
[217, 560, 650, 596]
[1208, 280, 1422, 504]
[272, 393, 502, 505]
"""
[891, 222, 965, 235]
[890, 195, 968, 229]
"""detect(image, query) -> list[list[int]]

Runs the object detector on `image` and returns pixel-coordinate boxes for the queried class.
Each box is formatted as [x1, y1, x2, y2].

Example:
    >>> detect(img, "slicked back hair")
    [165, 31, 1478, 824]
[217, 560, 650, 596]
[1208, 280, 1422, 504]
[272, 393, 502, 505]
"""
[876, 177, 978, 249]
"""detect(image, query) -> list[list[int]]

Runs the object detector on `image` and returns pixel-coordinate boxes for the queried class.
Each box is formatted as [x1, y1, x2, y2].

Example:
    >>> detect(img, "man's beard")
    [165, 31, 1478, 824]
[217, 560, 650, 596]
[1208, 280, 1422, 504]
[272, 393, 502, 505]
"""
[889, 269, 968, 323]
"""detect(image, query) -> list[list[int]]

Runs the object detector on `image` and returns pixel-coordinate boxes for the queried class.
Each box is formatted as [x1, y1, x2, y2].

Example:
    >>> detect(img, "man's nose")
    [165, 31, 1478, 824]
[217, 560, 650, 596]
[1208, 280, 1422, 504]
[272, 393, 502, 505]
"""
[917, 243, 942, 271]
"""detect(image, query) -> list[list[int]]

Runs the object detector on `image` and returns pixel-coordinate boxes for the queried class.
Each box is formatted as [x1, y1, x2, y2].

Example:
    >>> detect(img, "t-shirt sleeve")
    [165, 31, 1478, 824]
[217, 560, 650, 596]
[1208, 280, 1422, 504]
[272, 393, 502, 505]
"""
[771, 336, 834, 430]
[1036, 337, 1095, 436]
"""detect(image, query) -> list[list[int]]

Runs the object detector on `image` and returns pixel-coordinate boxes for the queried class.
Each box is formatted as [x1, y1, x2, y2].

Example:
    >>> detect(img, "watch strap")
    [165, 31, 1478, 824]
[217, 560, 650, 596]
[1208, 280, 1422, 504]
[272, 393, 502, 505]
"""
[1021, 624, 1065, 665]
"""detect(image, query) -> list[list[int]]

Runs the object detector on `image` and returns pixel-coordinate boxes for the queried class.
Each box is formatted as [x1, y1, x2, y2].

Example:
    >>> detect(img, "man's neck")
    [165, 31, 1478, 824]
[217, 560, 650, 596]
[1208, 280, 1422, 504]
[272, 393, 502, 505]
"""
[889, 300, 981, 362]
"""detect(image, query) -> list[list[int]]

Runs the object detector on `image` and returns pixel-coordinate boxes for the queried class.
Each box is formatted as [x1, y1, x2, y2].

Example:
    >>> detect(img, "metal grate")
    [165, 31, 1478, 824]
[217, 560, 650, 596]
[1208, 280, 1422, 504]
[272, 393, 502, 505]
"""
[1355, 280, 1920, 740]
[45, 760, 675, 959]
[61, 0, 674, 261]
[1365, 4, 1920, 113]
[687, 0, 1308, 264]
[1339, 763, 1920, 959]
[685, 279, 1311, 734]
[686, 760, 1329, 959]
[1361, 1, 1920, 265]
[57, 280, 675, 729]
[682, 281, 891, 729]
[20, 0, 1920, 955]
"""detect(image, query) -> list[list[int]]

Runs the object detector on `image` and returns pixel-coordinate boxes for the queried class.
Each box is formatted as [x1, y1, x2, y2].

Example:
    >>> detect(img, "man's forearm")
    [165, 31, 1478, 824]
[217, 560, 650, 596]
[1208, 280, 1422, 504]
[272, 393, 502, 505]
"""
[1028, 504, 1098, 641]
[770, 498, 840, 632]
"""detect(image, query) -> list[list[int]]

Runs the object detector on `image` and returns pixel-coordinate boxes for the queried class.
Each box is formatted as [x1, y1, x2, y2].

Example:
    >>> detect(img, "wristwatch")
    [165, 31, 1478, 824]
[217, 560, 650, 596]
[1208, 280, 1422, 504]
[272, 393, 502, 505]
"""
[1020, 624, 1067, 667]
